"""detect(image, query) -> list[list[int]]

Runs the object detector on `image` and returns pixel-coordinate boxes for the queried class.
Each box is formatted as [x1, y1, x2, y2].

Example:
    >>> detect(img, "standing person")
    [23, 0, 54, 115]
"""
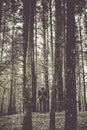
[38, 87, 47, 113]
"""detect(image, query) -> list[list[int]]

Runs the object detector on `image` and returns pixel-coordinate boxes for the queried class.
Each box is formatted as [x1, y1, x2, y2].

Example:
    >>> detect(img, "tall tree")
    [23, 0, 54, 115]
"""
[49, 0, 54, 78]
[8, 0, 16, 115]
[42, 0, 49, 111]
[0, 0, 2, 30]
[55, 0, 63, 112]
[22, 0, 32, 130]
[30, 0, 37, 112]
[49, 0, 63, 129]
[1, 2, 6, 62]
[65, 0, 77, 130]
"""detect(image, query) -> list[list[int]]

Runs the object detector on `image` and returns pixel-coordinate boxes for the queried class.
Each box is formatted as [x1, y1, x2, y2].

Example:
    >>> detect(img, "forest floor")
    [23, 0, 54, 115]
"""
[0, 112, 87, 130]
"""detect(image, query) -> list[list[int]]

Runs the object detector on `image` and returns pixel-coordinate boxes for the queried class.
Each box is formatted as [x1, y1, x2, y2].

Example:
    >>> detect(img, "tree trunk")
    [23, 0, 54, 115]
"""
[49, 81, 56, 130]
[50, 0, 54, 78]
[0, 0, 2, 30]
[42, 0, 49, 112]
[30, 0, 37, 112]
[55, 0, 63, 112]
[76, 48, 82, 111]
[49, 86, 56, 130]
[22, 0, 32, 130]
[0, 88, 5, 115]
[8, 13, 16, 114]
[1, 7, 6, 62]
[65, 0, 77, 130]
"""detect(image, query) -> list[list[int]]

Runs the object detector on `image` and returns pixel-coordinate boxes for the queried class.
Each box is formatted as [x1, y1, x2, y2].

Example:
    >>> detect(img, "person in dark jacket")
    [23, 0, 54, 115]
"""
[38, 87, 47, 113]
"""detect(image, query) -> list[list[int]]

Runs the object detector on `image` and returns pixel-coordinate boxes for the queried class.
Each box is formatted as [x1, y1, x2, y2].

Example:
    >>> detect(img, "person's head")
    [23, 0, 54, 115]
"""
[41, 87, 45, 90]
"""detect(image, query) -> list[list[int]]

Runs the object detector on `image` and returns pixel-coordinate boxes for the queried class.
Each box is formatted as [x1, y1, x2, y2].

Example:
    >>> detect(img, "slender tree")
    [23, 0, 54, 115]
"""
[42, 0, 49, 111]
[49, 0, 63, 129]
[0, 0, 2, 30]
[0, 88, 5, 115]
[50, 0, 54, 78]
[22, 0, 32, 130]
[30, 0, 37, 112]
[55, 0, 63, 112]
[76, 46, 82, 111]
[1, 3, 6, 62]
[8, 0, 16, 114]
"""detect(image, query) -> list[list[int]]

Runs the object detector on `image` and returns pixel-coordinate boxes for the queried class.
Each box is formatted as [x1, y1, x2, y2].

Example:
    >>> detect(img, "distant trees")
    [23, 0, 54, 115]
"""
[8, 0, 16, 115]
[78, 12, 86, 111]
[0, 0, 23, 115]
[75, 1, 86, 111]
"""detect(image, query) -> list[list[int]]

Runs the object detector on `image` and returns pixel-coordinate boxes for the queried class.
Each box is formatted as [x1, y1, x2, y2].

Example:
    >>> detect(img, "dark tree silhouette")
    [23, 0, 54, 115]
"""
[30, 0, 37, 112]
[65, 0, 77, 130]
[22, 0, 32, 130]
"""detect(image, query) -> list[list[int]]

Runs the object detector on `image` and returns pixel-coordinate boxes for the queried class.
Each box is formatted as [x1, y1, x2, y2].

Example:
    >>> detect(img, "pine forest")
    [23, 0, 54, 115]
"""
[0, 0, 87, 130]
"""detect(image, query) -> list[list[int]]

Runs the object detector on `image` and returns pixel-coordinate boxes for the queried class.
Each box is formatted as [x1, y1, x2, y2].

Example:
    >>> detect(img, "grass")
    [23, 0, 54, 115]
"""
[0, 112, 87, 130]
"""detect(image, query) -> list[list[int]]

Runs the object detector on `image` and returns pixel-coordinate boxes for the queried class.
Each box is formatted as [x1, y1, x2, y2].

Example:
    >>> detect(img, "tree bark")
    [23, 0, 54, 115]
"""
[1, 7, 6, 62]
[0, 88, 5, 115]
[49, 87, 56, 130]
[30, 0, 37, 112]
[50, 0, 54, 78]
[0, 0, 2, 30]
[22, 0, 32, 130]
[42, 0, 49, 112]
[54, 0, 63, 112]
[8, 11, 16, 114]
[65, 1, 77, 130]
